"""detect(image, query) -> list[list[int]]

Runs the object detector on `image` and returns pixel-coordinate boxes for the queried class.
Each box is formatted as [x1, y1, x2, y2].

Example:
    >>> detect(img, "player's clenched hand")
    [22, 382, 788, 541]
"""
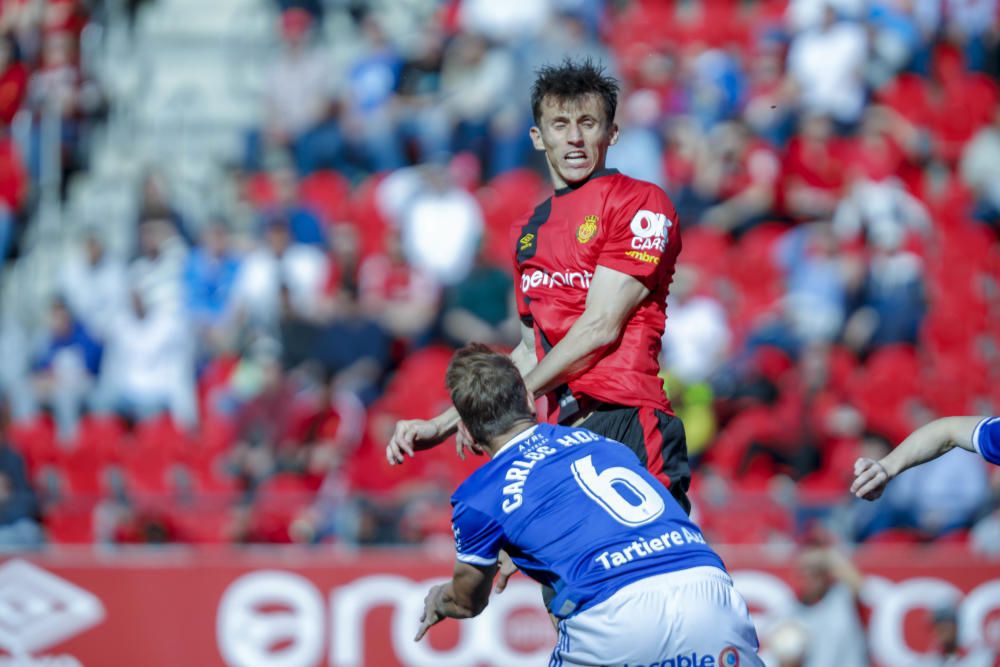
[494, 550, 518, 594]
[414, 584, 446, 641]
[387, 419, 443, 465]
[851, 457, 890, 501]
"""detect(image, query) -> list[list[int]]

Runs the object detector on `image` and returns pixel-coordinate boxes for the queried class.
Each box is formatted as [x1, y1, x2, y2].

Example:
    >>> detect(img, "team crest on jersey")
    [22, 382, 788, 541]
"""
[719, 646, 740, 666]
[519, 233, 535, 251]
[577, 215, 599, 244]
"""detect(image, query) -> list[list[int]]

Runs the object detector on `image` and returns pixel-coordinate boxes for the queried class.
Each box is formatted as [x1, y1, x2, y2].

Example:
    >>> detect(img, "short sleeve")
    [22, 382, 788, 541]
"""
[596, 184, 681, 289]
[972, 417, 1000, 465]
[452, 501, 504, 566]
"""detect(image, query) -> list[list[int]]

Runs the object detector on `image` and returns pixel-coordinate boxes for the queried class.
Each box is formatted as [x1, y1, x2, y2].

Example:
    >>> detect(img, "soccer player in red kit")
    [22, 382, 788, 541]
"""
[387, 59, 691, 513]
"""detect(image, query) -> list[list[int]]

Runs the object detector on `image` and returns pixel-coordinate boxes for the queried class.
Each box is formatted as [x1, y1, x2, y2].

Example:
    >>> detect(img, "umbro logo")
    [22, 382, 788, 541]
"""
[0, 559, 104, 663]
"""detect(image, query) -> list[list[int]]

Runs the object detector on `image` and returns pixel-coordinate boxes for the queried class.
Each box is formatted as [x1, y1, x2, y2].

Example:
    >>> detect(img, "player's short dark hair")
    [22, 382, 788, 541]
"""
[531, 58, 619, 126]
[445, 343, 534, 445]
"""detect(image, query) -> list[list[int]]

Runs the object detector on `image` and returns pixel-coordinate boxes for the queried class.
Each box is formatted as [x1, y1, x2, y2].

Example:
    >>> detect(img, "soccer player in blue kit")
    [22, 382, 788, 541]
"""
[852, 416, 1000, 500]
[415, 344, 762, 667]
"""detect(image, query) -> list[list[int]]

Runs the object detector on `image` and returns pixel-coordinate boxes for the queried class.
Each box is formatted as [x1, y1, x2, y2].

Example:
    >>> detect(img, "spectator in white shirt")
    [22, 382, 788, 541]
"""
[787, 4, 868, 127]
[94, 289, 197, 429]
[57, 229, 127, 341]
[399, 166, 483, 286]
[960, 107, 1000, 223]
[231, 217, 328, 330]
[130, 217, 188, 316]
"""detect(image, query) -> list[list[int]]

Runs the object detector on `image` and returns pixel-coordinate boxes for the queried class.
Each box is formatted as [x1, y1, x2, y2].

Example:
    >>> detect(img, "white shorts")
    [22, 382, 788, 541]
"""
[549, 566, 763, 667]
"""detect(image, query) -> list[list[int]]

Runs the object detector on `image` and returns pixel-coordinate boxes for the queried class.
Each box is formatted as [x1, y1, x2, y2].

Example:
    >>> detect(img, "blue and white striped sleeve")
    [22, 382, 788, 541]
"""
[451, 502, 503, 567]
[971, 417, 1000, 465]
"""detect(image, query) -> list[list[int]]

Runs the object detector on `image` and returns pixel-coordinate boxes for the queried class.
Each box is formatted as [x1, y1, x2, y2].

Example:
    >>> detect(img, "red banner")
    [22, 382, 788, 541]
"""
[0, 545, 996, 667]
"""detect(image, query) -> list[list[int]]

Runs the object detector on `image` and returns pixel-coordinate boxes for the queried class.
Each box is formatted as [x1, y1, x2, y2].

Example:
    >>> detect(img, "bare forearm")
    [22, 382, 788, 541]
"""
[434, 582, 486, 619]
[522, 313, 619, 398]
[879, 417, 981, 478]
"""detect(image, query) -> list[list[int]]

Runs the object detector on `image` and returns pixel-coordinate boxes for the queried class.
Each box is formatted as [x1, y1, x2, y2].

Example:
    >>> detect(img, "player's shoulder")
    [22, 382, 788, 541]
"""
[604, 171, 670, 199]
[602, 172, 677, 219]
[451, 457, 503, 508]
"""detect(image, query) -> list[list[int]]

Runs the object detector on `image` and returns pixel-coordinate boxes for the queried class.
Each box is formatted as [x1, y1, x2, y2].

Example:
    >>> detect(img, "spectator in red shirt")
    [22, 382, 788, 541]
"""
[0, 35, 27, 126]
[782, 113, 847, 222]
[0, 131, 26, 263]
[357, 227, 440, 345]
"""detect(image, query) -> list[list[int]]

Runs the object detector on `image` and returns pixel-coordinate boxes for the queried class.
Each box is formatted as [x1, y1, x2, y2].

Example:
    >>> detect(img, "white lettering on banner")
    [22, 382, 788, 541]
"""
[330, 576, 551, 667]
[213, 569, 1000, 667]
[0, 658, 83, 666]
[217, 570, 324, 667]
[866, 576, 963, 667]
[520, 269, 593, 293]
[0, 560, 103, 667]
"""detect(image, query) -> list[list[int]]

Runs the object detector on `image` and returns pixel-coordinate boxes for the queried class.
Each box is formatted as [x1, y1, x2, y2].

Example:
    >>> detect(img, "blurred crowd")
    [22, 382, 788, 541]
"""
[0, 0, 994, 568]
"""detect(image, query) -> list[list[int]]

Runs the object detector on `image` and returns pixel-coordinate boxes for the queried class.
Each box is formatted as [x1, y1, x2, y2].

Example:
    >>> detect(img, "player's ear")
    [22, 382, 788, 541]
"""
[529, 125, 546, 152]
[607, 122, 620, 147]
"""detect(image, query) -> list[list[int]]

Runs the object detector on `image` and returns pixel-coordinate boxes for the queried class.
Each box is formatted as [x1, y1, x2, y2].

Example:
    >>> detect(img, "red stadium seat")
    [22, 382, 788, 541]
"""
[864, 528, 922, 545]
[73, 415, 127, 463]
[298, 170, 351, 225]
[44, 503, 95, 544]
[7, 417, 57, 472]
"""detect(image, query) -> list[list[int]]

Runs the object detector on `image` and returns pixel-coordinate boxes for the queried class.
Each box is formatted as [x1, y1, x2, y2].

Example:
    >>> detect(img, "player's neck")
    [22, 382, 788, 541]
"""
[487, 420, 538, 458]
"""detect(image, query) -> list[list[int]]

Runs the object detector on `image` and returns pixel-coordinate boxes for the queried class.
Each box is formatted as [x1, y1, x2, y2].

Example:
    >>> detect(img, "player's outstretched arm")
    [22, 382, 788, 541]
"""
[414, 560, 497, 641]
[386, 409, 461, 464]
[851, 416, 983, 501]
[387, 324, 538, 466]
[521, 265, 649, 398]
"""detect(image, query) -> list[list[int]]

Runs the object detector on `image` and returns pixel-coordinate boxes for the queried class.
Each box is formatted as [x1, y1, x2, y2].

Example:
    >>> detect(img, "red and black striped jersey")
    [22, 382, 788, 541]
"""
[510, 169, 682, 420]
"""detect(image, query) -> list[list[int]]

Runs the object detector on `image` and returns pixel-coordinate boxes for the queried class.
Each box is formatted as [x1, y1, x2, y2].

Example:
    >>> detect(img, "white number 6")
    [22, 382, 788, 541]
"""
[570, 455, 665, 527]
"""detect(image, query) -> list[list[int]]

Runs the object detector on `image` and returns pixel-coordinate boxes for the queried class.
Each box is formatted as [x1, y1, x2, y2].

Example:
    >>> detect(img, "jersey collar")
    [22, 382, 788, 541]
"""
[553, 168, 619, 197]
[493, 424, 540, 458]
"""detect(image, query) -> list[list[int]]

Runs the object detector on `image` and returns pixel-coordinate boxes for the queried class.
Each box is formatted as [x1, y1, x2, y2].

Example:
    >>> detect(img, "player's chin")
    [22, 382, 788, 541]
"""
[559, 163, 595, 183]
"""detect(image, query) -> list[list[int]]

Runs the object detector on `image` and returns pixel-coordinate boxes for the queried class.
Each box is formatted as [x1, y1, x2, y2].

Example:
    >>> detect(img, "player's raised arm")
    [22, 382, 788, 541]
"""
[520, 265, 649, 398]
[415, 560, 497, 641]
[386, 319, 539, 465]
[851, 416, 986, 500]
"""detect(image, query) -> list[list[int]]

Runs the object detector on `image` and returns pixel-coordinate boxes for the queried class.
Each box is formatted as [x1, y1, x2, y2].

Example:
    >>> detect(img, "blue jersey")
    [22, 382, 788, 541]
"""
[450, 423, 724, 618]
[973, 417, 1000, 464]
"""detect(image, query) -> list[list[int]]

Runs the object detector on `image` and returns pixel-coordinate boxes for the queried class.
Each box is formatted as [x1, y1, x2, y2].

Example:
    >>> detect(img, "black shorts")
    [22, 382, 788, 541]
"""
[578, 404, 691, 515]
